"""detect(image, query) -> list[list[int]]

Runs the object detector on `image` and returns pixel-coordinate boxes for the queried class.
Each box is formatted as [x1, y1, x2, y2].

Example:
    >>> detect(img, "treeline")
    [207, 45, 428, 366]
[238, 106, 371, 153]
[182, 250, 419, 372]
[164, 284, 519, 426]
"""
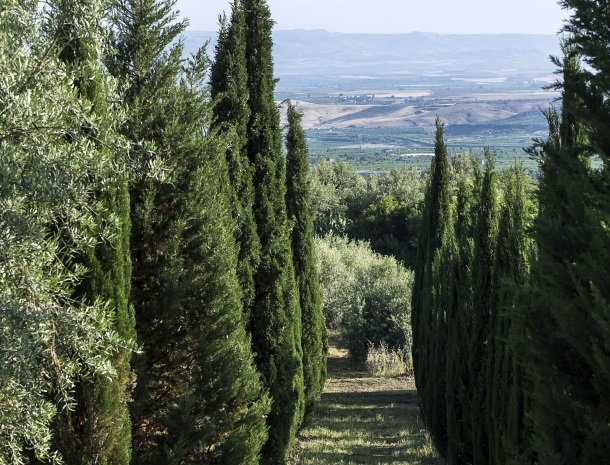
[411, 1, 610, 463]
[0, 1, 326, 464]
[312, 160, 425, 266]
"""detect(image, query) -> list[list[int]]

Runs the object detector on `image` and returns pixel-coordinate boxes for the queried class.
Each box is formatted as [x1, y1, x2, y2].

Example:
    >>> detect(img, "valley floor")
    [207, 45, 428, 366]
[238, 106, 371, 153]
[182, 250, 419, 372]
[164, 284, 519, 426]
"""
[288, 339, 444, 465]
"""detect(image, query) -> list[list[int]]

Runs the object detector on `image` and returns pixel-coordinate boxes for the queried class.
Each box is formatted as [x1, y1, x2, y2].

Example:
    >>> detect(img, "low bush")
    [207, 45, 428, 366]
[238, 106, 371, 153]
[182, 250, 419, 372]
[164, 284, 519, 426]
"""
[316, 235, 413, 361]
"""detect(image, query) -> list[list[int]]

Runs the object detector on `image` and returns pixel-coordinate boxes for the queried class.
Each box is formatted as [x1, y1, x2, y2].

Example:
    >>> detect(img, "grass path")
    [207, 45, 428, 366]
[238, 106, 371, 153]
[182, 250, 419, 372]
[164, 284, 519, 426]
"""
[288, 339, 444, 465]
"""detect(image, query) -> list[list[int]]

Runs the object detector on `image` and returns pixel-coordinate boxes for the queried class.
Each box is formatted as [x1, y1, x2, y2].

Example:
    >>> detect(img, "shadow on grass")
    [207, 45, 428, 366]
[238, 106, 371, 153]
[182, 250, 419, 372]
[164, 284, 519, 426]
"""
[321, 389, 419, 407]
[294, 388, 439, 464]
[309, 389, 421, 436]
[327, 352, 363, 378]
[298, 446, 442, 465]
[291, 336, 442, 465]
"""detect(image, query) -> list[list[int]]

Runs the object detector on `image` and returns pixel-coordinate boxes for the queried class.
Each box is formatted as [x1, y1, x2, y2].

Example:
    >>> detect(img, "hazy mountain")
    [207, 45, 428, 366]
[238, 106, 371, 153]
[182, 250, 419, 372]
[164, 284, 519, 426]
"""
[186, 29, 560, 79]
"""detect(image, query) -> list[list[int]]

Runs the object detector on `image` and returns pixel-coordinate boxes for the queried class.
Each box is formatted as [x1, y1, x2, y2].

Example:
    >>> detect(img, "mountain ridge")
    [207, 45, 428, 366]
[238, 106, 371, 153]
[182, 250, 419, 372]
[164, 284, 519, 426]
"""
[185, 29, 560, 80]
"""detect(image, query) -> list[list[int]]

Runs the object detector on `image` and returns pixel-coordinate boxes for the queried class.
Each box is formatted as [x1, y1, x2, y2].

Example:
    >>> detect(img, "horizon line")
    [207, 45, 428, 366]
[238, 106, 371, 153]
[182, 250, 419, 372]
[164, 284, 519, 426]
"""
[184, 28, 559, 36]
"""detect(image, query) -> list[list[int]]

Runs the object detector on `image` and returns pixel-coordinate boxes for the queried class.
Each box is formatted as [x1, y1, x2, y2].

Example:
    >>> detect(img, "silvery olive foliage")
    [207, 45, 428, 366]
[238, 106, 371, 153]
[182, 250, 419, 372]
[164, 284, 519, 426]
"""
[0, 1, 129, 463]
[315, 235, 413, 359]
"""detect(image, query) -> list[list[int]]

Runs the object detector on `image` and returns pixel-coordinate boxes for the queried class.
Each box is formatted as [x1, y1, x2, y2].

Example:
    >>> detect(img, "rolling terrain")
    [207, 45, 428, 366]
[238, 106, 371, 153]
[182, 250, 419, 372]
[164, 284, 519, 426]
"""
[187, 29, 561, 169]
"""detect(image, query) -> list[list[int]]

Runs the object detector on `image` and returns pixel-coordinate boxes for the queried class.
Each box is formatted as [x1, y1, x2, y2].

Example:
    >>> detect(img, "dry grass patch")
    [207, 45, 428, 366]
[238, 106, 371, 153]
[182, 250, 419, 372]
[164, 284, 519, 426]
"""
[365, 343, 412, 378]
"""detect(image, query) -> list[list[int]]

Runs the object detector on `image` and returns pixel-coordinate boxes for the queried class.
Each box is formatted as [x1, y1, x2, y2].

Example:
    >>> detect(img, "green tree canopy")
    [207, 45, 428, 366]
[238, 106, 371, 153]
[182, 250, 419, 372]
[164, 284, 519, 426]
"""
[286, 103, 327, 413]
[243, 1, 305, 462]
[0, 2, 130, 462]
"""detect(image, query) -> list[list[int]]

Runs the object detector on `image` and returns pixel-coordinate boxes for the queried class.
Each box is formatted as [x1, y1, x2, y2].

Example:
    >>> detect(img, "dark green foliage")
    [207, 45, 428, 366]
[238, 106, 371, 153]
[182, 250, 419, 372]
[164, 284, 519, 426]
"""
[210, 1, 260, 310]
[445, 157, 476, 465]
[521, 36, 610, 464]
[426, 43, 608, 465]
[348, 193, 421, 266]
[469, 150, 499, 465]
[411, 117, 451, 458]
[414, 11, 609, 461]
[286, 103, 328, 414]
[154, 59, 269, 465]
[310, 161, 424, 266]
[108, 0, 270, 463]
[50, 2, 134, 463]
[416, 152, 532, 465]
[560, 0, 610, 167]
[107, 2, 188, 457]
[559, 11, 610, 421]
[244, 0, 305, 462]
[486, 165, 534, 465]
[414, 148, 535, 465]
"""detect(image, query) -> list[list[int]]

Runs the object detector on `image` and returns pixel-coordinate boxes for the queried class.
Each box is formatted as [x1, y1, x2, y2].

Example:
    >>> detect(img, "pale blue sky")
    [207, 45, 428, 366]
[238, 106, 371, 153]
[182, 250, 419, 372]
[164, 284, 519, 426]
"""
[176, 0, 566, 34]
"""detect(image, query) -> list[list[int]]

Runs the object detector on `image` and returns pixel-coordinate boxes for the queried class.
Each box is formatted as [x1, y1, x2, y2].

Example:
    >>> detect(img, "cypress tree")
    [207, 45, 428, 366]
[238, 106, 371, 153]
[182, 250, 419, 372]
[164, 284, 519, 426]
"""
[469, 150, 498, 465]
[210, 1, 261, 310]
[427, 203, 452, 461]
[156, 54, 270, 464]
[50, 1, 134, 463]
[285, 102, 328, 414]
[486, 165, 534, 465]
[243, 0, 305, 461]
[445, 156, 476, 465]
[108, 1, 270, 463]
[523, 35, 610, 464]
[557, 6, 610, 459]
[412, 117, 451, 457]
[106, 1, 188, 456]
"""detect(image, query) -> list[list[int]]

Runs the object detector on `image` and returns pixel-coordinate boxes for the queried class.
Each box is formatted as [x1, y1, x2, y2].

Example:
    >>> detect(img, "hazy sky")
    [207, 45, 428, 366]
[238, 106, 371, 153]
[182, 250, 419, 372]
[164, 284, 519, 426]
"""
[176, 0, 566, 34]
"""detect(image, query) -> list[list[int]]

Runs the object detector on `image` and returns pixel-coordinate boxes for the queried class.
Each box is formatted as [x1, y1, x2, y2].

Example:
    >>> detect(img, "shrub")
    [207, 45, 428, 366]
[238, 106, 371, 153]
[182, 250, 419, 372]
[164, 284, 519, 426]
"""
[316, 235, 413, 360]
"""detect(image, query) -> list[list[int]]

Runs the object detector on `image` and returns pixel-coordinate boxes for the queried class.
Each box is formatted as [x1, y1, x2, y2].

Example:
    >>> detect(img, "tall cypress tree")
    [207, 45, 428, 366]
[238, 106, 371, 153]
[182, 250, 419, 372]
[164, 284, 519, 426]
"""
[469, 150, 498, 465]
[106, 2, 188, 457]
[210, 1, 260, 310]
[107, 1, 269, 463]
[556, 6, 610, 459]
[156, 54, 269, 465]
[412, 117, 451, 457]
[522, 35, 610, 464]
[486, 165, 534, 465]
[445, 156, 476, 465]
[427, 200, 452, 461]
[285, 102, 328, 414]
[243, 1, 305, 462]
[50, 1, 134, 463]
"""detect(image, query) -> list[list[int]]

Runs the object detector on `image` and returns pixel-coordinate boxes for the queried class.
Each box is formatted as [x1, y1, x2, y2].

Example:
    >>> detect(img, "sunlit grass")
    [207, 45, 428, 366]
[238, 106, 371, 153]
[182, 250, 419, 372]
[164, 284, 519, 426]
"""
[288, 342, 443, 465]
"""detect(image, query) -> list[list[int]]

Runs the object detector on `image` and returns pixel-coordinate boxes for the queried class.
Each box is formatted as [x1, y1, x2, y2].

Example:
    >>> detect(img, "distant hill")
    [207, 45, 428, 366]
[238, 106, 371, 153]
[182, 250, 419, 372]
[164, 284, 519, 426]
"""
[185, 29, 560, 79]
[186, 29, 560, 134]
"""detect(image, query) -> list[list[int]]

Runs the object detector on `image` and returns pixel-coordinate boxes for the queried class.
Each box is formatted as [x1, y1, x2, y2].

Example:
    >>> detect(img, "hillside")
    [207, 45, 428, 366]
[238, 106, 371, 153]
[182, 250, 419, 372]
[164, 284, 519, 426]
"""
[186, 29, 559, 168]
